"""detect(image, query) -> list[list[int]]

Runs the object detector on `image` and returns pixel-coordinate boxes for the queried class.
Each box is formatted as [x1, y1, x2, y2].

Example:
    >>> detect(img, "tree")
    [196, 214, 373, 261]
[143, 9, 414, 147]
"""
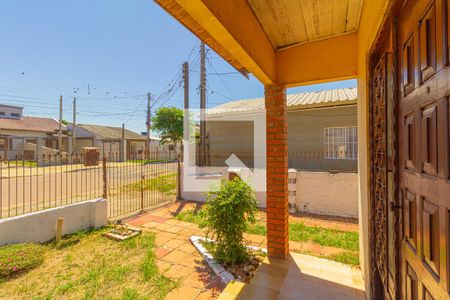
[151, 107, 183, 146]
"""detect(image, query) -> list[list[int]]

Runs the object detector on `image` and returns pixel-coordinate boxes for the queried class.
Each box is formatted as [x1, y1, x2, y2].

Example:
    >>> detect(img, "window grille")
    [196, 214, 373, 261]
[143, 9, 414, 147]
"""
[324, 127, 358, 160]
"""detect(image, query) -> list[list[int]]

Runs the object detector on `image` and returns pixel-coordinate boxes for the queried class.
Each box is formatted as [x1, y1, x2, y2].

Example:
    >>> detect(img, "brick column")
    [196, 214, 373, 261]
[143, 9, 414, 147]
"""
[265, 84, 289, 258]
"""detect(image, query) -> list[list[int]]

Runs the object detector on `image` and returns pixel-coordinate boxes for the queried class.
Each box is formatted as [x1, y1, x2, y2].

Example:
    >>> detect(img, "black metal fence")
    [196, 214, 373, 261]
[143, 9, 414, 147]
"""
[202, 151, 357, 172]
[0, 151, 179, 220]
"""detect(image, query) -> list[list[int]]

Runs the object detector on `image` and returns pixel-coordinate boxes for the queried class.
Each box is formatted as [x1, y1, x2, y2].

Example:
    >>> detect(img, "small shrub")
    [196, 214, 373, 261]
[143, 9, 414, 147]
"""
[201, 178, 258, 265]
[0, 243, 45, 280]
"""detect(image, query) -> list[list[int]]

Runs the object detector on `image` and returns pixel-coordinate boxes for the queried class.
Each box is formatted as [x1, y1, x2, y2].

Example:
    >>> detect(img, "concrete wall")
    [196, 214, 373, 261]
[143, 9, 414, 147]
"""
[181, 166, 357, 218]
[295, 171, 358, 218]
[0, 199, 107, 245]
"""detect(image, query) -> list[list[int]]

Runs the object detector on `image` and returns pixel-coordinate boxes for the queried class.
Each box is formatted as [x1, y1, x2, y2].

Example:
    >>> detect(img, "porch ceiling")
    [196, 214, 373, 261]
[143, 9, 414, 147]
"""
[247, 0, 364, 50]
[155, 0, 360, 86]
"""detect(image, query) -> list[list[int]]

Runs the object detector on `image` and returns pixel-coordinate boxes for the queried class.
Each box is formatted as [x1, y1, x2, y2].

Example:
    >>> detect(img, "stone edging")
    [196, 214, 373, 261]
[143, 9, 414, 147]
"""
[189, 235, 267, 284]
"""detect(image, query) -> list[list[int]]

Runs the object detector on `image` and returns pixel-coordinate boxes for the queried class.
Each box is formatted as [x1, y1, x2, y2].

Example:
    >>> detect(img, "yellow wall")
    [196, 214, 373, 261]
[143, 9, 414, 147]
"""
[276, 33, 358, 87]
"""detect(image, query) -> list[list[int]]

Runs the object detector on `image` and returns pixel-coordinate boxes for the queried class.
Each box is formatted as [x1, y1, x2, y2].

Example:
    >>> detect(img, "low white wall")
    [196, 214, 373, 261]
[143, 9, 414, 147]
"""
[0, 199, 107, 245]
[296, 171, 358, 218]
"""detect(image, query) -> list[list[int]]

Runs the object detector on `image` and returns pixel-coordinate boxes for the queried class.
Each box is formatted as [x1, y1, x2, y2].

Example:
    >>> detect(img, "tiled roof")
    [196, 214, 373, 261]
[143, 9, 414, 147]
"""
[76, 124, 146, 141]
[0, 116, 63, 133]
[208, 87, 357, 115]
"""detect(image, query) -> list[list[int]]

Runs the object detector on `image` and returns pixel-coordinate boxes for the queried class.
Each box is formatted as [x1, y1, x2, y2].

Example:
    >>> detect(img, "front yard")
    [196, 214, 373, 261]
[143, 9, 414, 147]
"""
[0, 227, 177, 300]
[176, 207, 360, 266]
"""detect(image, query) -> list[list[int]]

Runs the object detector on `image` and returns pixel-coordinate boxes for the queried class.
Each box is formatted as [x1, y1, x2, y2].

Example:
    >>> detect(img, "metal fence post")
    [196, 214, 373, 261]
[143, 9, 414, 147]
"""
[102, 157, 107, 199]
[140, 175, 144, 211]
[177, 153, 181, 200]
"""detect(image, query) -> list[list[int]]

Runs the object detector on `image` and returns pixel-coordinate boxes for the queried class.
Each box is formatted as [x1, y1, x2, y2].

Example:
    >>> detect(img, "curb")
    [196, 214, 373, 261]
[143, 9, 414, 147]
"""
[189, 235, 267, 285]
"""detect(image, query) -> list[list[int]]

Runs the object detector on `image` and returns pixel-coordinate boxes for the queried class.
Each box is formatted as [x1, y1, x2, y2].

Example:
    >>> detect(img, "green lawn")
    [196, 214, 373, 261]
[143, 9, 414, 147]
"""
[0, 227, 177, 300]
[126, 159, 172, 164]
[123, 173, 177, 195]
[176, 209, 360, 265]
[6, 160, 37, 167]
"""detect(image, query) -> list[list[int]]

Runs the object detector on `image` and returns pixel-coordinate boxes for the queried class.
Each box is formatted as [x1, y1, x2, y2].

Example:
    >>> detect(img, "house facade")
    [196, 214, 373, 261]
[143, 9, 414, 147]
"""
[0, 104, 67, 160]
[206, 88, 358, 172]
[156, 0, 450, 299]
[67, 123, 170, 159]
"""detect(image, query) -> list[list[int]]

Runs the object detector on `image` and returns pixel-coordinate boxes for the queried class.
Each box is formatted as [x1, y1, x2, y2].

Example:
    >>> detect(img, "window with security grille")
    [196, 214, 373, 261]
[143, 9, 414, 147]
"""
[324, 127, 358, 160]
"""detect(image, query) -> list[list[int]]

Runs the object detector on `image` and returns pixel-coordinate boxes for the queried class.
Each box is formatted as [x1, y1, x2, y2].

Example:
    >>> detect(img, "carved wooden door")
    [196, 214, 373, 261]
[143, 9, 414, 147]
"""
[398, 0, 450, 299]
[371, 38, 399, 299]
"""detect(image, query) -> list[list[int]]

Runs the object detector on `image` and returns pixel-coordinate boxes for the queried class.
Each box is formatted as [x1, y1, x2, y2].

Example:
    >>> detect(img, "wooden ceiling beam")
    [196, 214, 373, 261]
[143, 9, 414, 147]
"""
[155, 0, 276, 85]
[276, 32, 359, 87]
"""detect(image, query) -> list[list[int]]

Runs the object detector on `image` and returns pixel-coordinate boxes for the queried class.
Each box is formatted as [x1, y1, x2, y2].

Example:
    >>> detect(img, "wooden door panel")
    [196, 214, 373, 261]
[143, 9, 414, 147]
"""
[405, 113, 417, 170]
[421, 198, 440, 276]
[404, 188, 418, 250]
[419, 3, 437, 83]
[397, 0, 449, 299]
[403, 34, 416, 95]
[421, 102, 438, 176]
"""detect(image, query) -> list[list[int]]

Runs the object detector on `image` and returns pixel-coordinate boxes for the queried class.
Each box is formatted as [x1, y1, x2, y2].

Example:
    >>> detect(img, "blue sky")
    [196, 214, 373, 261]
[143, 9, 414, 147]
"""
[0, 0, 355, 133]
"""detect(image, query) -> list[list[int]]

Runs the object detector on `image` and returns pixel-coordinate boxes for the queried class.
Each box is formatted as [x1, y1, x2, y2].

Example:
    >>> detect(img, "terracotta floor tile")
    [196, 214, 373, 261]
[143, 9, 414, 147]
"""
[127, 201, 364, 300]
[177, 228, 199, 236]
[155, 233, 173, 246]
[178, 255, 202, 269]
[165, 285, 201, 300]
[164, 265, 194, 279]
[142, 221, 160, 228]
[147, 214, 170, 223]
[165, 225, 184, 234]
[162, 249, 190, 264]
[155, 222, 174, 231]
[178, 221, 196, 228]
[178, 242, 197, 254]
[164, 238, 186, 249]
[154, 247, 172, 259]
[165, 219, 182, 225]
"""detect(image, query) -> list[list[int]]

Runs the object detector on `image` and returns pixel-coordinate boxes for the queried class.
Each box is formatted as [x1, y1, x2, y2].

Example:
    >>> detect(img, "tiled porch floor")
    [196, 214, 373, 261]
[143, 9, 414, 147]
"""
[218, 253, 365, 300]
[126, 201, 365, 300]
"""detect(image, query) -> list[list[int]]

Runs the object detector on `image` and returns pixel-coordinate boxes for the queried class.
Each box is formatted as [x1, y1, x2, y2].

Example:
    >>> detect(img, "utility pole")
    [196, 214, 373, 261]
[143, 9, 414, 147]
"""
[146, 93, 151, 156]
[72, 97, 77, 154]
[199, 42, 206, 166]
[183, 62, 189, 151]
[58, 95, 63, 153]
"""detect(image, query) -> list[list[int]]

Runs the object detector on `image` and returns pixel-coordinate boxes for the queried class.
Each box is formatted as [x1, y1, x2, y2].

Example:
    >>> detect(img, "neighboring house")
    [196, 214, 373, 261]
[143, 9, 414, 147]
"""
[0, 104, 67, 160]
[205, 87, 357, 172]
[67, 123, 169, 159]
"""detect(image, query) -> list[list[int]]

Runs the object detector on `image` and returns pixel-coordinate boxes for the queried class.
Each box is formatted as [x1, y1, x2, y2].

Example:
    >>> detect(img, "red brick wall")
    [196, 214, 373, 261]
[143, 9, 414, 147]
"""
[265, 84, 289, 258]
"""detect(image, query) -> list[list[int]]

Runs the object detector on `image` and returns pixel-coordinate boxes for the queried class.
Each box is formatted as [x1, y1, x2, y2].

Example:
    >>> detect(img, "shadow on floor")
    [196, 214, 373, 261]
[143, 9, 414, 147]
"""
[219, 252, 365, 300]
